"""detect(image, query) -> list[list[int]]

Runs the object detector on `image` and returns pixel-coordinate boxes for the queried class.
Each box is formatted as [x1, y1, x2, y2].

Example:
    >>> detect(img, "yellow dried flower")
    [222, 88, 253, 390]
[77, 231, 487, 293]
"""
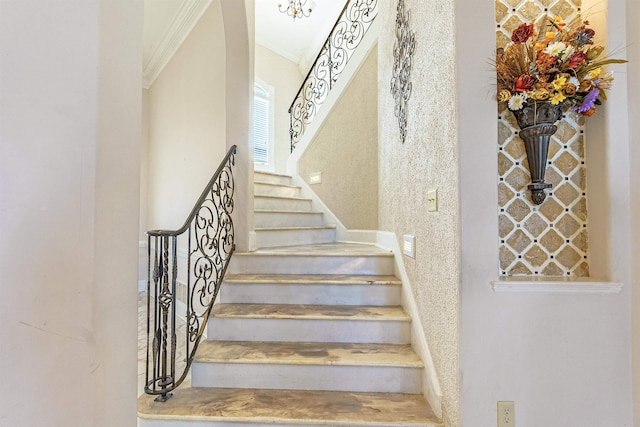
[588, 68, 602, 79]
[552, 75, 567, 90]
[498, 90, 512, 102]
[550, 92, 567, 105]
[532, 90, 550, 100]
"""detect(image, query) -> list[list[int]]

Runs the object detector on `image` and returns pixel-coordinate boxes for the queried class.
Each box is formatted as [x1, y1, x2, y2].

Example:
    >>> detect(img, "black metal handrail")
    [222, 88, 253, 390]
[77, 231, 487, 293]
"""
[144, 145, 237, 401]
[288, 0, 378, 152]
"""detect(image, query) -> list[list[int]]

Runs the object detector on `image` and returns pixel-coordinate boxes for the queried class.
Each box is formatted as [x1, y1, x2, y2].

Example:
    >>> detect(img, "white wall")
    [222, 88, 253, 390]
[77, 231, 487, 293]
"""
[255, 45, 303, 173]
[624, 0, 640, 421]
[0, 0, 142, 425]
[457, 1, 633, 426]
[140, 89, 150, 285]
[221, 0, 254, 252]
[147, 1, 227, 232]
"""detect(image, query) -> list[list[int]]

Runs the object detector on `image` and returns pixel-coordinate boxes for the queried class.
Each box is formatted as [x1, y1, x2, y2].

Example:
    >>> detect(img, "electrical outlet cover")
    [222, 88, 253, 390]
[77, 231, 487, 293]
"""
[497, 401, 515, 427]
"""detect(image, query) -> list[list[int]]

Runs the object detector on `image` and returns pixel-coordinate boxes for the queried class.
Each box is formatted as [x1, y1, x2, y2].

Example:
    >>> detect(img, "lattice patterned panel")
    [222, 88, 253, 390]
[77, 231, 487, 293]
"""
[496, 0, 590, 277]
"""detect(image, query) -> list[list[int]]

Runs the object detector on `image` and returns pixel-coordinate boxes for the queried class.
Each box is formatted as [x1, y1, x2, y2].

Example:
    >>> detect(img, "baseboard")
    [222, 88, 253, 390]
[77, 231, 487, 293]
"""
[375, 231, 443, 420]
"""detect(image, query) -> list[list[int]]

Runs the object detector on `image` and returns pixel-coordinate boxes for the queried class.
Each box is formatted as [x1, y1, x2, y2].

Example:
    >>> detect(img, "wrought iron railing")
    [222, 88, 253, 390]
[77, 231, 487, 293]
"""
[144, 145, 237, 401]
[288, 0, 378, 152]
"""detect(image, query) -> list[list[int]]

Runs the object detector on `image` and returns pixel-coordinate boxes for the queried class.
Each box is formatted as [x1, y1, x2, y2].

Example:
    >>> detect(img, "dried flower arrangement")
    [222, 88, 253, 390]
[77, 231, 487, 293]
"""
[496, 15, 627, 116]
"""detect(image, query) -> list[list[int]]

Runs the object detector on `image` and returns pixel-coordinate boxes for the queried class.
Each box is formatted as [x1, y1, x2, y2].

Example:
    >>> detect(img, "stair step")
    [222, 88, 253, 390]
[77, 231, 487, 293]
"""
[254, 209, 324, 228]
[254, 181, 302, 198]
[255, 226, 336, 248]
[253, 171, 292, 185]
[138, 387, 441, 427]
[221, 274, 401, 305]
[254, 195, 312, 211]
[207, 304, 411, 344]
[229, 243, 395, 275]
[192, 341, 422, 392]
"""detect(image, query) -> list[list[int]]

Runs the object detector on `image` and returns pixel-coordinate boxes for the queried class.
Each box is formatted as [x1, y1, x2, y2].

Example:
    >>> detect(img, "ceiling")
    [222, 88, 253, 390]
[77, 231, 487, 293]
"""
[143, 0, 345, 85]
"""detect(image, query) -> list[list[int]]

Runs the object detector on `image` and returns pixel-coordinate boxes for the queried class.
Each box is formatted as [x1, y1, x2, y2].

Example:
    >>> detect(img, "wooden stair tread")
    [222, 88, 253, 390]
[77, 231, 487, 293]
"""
[195, 340, 423, 367]
[224, 273, 401, 285]
[212, 303, 410, 321]
[138, 387, 441, 426]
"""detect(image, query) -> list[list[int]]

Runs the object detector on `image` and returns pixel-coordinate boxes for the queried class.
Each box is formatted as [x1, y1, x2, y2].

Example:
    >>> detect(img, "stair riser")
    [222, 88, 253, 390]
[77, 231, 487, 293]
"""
[207, 318, 411, 344]
[191, 363, 421, 393]
[220, 283, 401, 306]
[255, 228, 336, 248]
[229, 255, 395, 275]
[254, 197, 312, 211]
[254, 183, 301, 198]
[253, 172, 292, 186]
[254, 211, 324, 228]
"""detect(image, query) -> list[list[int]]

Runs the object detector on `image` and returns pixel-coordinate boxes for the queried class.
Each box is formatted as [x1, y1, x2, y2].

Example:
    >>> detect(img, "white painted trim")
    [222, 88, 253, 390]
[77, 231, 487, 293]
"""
[491, 277, 624, 294]
[375, 231, 443, 420]
[248, 231, 257, 252]
[138, 280, 146, 292]
[142, 0, 213, 89]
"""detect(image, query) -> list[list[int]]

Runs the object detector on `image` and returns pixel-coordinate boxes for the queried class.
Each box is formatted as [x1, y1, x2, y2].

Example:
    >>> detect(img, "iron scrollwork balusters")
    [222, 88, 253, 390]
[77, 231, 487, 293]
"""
[289, 0, 378, 152]
[390, 0, 415, 144]
[145, 145, 237, 401]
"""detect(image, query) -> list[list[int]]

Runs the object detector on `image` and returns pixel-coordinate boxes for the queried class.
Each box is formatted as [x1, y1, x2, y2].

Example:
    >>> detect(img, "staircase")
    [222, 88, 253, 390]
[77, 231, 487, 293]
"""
[254, 171, 336, 248]
[137, 172, 441, 426]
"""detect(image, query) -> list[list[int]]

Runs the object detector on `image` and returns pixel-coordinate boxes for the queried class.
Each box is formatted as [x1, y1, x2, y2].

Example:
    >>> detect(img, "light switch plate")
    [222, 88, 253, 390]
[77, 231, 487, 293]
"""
[427, 189, 438, 212]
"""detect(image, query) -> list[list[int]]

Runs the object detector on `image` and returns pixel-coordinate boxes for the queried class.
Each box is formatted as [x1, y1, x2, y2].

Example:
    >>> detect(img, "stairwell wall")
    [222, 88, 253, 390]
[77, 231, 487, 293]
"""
[377, 0, 460, 425]
[298, 47, 379, 230]
[255, 45, 304, 174]
[147, 1, 227, 235]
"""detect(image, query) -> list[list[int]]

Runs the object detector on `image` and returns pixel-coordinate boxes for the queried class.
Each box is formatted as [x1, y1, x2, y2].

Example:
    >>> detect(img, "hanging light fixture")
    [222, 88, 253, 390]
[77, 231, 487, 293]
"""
[278, 0, 313, 20]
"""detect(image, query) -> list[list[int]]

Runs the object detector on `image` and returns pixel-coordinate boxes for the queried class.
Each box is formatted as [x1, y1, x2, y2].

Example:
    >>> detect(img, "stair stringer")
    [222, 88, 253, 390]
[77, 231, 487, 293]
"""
[375, 231, 444, 420]
[340, 228, 445, 417]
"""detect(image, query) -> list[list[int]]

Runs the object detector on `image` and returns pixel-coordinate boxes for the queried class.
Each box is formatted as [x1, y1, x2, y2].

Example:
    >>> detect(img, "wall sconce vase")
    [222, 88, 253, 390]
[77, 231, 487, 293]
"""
[511, 101, 565, 205]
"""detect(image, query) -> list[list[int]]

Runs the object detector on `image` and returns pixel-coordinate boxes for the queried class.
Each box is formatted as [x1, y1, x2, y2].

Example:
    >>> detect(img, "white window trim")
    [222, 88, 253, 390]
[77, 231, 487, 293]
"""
[253, 78, 275, 172]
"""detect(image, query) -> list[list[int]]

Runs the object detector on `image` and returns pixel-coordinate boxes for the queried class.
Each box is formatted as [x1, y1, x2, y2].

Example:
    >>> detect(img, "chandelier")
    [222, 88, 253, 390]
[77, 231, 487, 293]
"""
[278, 0, 313, 20]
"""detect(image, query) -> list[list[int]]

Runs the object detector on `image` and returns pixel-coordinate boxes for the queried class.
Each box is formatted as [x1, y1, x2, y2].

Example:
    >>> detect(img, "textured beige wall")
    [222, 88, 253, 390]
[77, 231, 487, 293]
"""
[255, 45, 303, 174]
[299, 48, 379, 230]
[147, 2, 227, 231]
[378, 0, 460, 424]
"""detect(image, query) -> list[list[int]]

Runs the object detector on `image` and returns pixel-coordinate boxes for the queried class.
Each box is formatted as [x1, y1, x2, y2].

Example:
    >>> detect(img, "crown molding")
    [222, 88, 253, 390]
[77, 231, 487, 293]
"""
[142, 0, 212, 89]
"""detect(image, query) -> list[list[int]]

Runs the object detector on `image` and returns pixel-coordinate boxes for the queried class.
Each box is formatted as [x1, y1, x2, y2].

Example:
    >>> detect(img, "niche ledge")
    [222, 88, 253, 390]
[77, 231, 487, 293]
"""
[491, 277, 624, 294]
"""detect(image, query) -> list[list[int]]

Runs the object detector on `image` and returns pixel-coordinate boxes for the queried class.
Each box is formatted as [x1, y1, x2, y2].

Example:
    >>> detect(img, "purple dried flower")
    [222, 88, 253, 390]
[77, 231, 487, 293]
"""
[575, 88, 600, 113]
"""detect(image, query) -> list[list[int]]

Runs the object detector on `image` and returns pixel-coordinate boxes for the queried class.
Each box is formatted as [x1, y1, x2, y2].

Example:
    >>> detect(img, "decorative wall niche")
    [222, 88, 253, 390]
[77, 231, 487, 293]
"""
[495, 0, 590, 277]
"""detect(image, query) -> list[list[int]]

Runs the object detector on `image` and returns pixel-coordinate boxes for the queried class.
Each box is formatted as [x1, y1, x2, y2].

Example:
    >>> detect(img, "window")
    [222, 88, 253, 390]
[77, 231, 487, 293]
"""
[252, 82, 272, 167]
